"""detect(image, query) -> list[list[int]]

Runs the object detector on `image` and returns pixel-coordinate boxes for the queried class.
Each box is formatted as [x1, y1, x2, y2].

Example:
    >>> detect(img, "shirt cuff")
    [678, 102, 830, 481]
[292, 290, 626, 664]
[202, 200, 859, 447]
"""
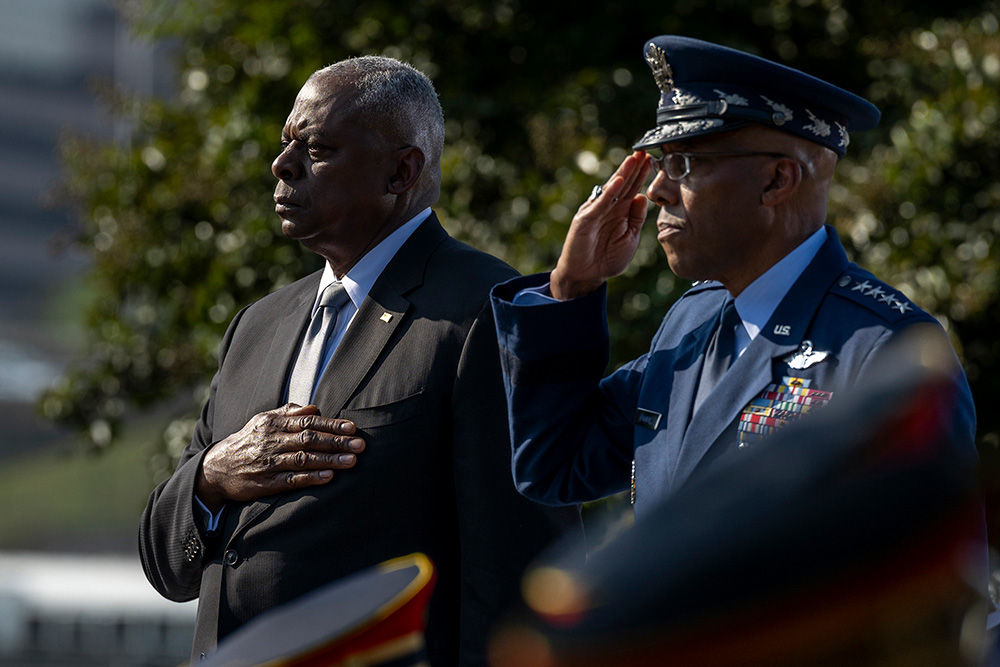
[512, 283, 560, 305]
[195, 495, 223, 533]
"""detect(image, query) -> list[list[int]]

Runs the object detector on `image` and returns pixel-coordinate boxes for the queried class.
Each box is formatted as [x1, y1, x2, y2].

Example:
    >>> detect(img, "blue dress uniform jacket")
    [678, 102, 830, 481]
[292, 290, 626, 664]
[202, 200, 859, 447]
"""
[490, 226, 977, 515]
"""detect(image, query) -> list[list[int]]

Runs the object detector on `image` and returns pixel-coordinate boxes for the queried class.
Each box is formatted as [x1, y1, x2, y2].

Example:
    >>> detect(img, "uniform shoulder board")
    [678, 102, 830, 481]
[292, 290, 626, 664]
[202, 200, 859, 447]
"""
[683, 280, 725, 297]
[830, 271, 920, 322]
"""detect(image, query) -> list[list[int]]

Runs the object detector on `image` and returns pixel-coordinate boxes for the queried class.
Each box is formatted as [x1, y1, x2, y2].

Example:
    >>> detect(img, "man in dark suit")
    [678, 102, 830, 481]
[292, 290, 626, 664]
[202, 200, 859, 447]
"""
[139, 56, 580, 666]
[490, 36, 977, 513]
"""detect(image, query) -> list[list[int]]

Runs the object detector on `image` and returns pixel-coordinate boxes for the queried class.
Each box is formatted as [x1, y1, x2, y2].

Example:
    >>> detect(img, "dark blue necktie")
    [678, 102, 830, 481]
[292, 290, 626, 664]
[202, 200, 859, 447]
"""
[693, 298, 740, 414]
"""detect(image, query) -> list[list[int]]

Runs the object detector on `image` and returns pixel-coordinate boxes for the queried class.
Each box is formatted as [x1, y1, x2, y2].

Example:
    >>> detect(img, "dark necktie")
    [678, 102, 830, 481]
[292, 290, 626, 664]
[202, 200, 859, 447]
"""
[287, 282, 350, 405]
[693, 298, 741, 414]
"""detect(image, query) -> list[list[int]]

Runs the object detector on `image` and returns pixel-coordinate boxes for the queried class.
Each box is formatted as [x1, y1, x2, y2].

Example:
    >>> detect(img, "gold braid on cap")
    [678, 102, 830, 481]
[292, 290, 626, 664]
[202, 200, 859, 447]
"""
[645, 43, 674, 97]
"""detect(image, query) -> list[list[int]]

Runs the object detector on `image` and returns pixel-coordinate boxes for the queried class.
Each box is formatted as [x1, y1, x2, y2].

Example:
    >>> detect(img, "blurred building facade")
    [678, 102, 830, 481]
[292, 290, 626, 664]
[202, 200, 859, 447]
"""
[0, 0, 169, 457]
[0, 552, 195, 666]
[0, 3, 195, 665]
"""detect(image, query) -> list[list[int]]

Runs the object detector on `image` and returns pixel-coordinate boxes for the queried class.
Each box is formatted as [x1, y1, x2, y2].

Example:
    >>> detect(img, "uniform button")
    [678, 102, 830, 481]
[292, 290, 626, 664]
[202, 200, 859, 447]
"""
[224, 549, 239, 566]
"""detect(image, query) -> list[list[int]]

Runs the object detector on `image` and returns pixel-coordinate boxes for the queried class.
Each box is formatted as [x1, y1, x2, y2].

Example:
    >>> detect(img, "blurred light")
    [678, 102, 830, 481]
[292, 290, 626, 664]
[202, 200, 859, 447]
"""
[612, 68, 633, 87]
[186, 68, 209, 91]
[575, 150, 600, 175]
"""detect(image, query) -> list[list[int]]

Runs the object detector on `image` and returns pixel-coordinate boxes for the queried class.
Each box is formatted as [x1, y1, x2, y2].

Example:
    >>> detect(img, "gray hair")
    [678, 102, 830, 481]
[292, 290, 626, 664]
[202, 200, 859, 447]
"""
[311, 56, 445, 175]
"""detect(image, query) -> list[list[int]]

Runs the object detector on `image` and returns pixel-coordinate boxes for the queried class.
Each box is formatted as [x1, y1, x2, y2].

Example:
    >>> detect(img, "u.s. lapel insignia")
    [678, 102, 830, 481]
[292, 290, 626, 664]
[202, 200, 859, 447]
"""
[634, 408, 662, 430]
[783, 340, 829, 370]
[380, 312, 393, 323]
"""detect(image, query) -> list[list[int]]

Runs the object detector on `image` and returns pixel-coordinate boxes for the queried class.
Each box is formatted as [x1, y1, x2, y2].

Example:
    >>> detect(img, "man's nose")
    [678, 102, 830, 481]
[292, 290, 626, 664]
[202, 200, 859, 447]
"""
[271, 145, 302, 181]
[646, 169, 680, 207]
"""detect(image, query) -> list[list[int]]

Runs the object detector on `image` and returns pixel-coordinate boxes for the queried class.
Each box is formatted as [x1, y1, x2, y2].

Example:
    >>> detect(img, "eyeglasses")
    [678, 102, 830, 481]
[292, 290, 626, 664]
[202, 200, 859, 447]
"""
[648, 150, 790, 181]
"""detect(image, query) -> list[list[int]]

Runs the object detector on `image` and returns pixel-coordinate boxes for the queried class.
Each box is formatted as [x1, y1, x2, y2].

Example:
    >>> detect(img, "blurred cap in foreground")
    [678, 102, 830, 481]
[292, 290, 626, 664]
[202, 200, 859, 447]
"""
[199, 553, 435, 667]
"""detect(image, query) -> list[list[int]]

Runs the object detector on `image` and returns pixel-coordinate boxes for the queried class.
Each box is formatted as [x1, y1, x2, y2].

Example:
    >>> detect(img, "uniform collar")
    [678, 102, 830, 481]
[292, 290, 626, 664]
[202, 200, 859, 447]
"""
[734, 226, 827, 352]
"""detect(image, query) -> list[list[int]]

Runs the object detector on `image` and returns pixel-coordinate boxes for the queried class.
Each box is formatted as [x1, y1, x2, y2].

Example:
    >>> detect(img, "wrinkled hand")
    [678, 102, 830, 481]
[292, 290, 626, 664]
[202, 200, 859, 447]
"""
[197, 403, 364, 510]
[550, 151, 651, 300]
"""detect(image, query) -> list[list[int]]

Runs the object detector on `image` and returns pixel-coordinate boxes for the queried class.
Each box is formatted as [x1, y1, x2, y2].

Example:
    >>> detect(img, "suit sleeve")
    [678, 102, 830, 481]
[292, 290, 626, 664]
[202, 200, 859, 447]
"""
[137, 306, 248, 601]
[490, 274, 637, 505]
[450, 298, 583, 665]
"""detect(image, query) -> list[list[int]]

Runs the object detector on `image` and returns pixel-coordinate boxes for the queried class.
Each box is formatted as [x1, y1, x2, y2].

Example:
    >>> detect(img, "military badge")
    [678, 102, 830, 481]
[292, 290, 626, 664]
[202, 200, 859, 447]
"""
[634, 408, 662, 430]
[738, 376, 833, 448]
[836, 122, 850, 149]
[783, 340, 830, 370]
[842, 277, 914, 314]
[645, 42, 674, 97]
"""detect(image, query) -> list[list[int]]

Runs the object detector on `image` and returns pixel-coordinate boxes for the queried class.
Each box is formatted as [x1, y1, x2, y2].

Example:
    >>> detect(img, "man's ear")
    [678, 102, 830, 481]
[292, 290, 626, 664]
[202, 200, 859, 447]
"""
[761, 158, 802, 207]
[387, 146, 425, 194]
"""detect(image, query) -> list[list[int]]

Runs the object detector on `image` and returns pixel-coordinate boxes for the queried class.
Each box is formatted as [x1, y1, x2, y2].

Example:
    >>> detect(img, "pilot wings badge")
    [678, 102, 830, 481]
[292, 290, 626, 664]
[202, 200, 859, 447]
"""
[783, 340, 830, 370]
[645, 42, 674, 96]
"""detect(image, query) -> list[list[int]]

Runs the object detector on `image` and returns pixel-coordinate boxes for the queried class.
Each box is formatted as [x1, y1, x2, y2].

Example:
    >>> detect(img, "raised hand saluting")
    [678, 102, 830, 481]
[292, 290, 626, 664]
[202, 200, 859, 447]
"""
[550, 151, 651, 300]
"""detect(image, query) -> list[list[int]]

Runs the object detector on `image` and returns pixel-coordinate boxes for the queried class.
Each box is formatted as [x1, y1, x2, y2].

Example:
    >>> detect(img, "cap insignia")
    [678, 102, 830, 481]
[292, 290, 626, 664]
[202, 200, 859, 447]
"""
[714, 89, 749, 106]
[804, 109, 831, 137]
[671, 89, 703, 105]
[654, 119, 725, 141]
[645, 42, 674, 97]
[761, 96, 793, 126]
[836, 122, 850, 149]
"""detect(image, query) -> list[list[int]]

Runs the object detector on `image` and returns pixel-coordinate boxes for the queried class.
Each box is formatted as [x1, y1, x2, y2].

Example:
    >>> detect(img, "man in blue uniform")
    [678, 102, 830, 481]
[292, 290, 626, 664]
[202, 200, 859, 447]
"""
[490, 35, 977, 513]
[490, 334, 989, 666]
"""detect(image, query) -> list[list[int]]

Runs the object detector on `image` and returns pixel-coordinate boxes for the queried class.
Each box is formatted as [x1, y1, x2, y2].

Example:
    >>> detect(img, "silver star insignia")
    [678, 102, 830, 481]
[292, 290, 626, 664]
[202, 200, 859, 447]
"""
[894, 301, 913, 314]
[866, 285, 886, 299]
[880, 293, 900, 308]
[851, 280, 871, 292]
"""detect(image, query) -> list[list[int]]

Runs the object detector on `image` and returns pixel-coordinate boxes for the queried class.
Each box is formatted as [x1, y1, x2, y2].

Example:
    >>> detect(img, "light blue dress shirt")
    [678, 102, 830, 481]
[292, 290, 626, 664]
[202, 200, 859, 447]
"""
[732, 225, 827, 356]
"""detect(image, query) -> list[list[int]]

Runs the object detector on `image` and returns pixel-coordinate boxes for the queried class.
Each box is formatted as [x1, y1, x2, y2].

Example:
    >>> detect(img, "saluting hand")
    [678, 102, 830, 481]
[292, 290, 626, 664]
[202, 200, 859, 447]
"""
[196, 403, 364, 511]
[550, 151, 651, 300]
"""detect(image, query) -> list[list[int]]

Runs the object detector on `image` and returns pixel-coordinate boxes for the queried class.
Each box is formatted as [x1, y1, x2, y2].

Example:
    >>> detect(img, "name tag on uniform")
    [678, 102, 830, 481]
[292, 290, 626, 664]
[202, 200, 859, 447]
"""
[634, 408, 662, 430]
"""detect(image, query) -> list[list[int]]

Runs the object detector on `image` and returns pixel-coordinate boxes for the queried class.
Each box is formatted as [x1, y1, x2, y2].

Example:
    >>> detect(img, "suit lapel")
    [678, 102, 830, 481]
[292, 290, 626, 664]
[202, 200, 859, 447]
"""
[652, 299, 721, 484]
[675, 328, 800, 484]
[673, 227, 851, 488]
[231, 274, 320, 537]
[249, 274, 320, 413]
[231, 216, 447, 542]
[311, 286, 409, 415]
[311, 214, 448, 415]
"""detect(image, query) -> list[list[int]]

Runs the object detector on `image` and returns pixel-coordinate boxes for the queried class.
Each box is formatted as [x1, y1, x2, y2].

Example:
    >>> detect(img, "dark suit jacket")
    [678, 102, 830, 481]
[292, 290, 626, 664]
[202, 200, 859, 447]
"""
[139, 214, 581, 665]
[490, 226, 977, 514]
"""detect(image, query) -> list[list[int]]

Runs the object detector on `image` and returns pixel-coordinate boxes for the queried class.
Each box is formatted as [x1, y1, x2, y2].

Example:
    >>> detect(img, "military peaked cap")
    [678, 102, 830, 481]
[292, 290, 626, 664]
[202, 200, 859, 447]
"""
[633, 35, 881, 157]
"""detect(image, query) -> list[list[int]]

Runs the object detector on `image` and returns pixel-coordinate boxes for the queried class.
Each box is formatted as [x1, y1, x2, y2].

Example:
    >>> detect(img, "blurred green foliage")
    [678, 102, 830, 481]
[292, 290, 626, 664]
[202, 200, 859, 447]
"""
[42, 0, 1000, 520]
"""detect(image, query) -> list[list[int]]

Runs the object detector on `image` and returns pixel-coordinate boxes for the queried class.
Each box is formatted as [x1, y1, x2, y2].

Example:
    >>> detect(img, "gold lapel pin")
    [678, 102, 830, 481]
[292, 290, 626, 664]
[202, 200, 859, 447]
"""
[380, 312, 393, 323]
